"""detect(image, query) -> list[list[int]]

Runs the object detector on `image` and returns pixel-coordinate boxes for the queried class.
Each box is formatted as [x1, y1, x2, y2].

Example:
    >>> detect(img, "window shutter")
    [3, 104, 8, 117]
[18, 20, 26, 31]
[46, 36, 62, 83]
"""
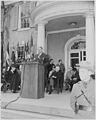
[12, 5, 19, 31]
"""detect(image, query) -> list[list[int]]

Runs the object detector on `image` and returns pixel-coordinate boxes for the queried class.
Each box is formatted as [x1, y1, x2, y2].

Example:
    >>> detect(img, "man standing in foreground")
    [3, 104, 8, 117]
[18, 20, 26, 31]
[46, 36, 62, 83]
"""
[70, 61, 95, 119]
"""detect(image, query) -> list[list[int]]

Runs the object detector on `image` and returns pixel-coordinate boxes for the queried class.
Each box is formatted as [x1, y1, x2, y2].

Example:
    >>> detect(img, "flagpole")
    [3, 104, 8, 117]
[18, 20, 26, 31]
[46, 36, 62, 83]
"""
[1, 1, 5, 71]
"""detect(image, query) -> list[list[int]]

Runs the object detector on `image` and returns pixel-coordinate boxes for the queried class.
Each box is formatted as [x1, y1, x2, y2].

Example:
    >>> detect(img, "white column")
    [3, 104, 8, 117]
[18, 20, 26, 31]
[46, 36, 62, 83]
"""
[37, 21, 47, 53]
[86, 13, 95, 66]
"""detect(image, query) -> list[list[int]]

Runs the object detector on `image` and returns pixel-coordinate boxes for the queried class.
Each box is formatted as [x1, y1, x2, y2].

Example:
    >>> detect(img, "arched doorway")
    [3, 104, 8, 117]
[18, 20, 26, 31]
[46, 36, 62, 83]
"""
[64, 35, 86, 71]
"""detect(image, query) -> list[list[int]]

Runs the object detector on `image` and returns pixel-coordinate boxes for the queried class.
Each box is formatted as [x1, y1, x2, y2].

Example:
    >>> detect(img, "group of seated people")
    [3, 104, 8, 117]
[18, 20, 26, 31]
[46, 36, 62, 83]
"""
[1, 64, 21, 93]
[64, 66, 81, 91]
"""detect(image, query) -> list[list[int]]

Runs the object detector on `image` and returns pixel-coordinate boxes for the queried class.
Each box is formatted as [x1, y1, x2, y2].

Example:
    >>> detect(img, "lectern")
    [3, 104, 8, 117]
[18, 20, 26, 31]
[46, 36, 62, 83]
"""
[21, 62, 44, 99]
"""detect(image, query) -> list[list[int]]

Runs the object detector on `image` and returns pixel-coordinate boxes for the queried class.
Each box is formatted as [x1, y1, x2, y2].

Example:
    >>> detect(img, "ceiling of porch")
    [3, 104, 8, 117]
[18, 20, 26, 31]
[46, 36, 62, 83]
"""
[46, 15, 85, 32]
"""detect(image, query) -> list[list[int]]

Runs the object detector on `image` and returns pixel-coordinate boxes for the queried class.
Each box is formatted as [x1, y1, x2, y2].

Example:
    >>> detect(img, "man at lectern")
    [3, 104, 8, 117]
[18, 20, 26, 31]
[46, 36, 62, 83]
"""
[34, 47, 50, 90]
[34, 47, 47, 64]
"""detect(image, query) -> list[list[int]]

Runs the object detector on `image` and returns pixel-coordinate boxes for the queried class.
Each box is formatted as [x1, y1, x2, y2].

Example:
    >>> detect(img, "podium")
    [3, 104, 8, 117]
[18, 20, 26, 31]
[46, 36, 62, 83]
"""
[21, 62, 44, 99]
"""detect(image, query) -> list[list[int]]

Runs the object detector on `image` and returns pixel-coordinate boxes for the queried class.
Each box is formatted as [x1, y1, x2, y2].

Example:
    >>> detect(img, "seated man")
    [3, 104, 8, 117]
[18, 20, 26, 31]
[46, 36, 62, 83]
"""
[69, 68, 81, 91]
[10, 64, 21, 93]
[65, 68, 74, 91]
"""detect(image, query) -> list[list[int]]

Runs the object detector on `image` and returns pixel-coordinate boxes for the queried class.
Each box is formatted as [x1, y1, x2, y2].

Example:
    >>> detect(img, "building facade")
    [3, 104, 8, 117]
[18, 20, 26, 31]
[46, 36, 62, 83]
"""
[2, 1, 95, 71]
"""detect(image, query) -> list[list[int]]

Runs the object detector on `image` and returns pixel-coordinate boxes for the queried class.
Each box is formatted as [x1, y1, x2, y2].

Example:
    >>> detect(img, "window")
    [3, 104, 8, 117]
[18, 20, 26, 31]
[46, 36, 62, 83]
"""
[70, 52, 79, 67]
[70, 50, 86, 67]
[18, 2, 36, 30]
[19, 3, 30, 29]
[70, 40, 86, 67]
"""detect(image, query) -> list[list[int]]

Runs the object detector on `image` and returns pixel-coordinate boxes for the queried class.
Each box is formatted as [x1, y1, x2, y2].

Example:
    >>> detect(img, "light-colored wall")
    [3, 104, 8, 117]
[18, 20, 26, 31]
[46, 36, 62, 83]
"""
[47, 30, 85, 64]
[7, 4, 37, 57]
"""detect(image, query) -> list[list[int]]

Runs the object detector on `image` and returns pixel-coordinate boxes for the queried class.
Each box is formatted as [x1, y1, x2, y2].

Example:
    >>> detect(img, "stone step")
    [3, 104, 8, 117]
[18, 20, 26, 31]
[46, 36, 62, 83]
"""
[2, 101, 74, 119]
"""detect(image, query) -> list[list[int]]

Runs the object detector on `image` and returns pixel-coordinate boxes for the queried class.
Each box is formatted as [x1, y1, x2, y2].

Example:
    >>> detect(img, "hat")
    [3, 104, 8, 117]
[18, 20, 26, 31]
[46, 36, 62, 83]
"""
[76, 61, 94, 72]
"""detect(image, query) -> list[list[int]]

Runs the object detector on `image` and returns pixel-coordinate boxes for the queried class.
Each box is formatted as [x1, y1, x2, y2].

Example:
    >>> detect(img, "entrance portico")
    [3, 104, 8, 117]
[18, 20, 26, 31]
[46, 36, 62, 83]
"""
[32, 1, 95, 69]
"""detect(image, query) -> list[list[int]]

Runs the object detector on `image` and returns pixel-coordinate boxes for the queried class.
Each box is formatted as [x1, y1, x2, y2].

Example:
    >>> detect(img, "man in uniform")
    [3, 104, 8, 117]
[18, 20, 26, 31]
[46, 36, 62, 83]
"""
[70, 61, 95, 119]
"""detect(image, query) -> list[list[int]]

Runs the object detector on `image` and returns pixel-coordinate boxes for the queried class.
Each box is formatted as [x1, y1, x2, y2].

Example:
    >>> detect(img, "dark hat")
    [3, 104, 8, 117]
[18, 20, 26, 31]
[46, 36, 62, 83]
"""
[11, 64, 16, 68]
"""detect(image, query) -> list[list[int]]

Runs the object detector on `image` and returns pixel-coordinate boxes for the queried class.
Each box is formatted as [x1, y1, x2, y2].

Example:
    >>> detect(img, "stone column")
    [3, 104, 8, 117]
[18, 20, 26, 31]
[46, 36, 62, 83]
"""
[86, 12, 95, 66]
[37, 21, 47, 53]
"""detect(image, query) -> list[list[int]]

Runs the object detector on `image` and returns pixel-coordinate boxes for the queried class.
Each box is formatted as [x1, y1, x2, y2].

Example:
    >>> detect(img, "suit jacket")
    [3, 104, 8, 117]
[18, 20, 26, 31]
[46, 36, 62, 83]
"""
[34, 52, 49, 65]
[56, 63, 65, 73]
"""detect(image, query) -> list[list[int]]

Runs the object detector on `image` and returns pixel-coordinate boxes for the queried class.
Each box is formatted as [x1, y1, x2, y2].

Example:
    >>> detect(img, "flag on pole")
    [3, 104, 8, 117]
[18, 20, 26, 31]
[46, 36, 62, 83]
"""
[7, 42, 9, 54]
[30, 35, 34, 58]
[30, 35, 33, 48]
[30, 35, 33, 53]
[27, 41, 29, 53]
[6, 42, 10, 69]
[1, 32, 4, 70]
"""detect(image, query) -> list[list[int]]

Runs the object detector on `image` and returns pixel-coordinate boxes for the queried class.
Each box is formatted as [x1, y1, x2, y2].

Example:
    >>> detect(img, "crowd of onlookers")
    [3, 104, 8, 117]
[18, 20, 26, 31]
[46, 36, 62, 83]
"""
[1, 46, 82, 94]
[1, 58, 82, 94]
[1, 46, 83, 94]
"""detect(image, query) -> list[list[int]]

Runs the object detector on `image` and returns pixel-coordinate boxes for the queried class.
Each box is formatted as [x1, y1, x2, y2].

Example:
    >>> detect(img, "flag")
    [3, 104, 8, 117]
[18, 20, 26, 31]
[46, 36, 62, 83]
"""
[27, 41, 29, 53]
[7, 42, 9, 54]
[25, 42, 27, 52]
[30, 35, 33, 52]
[1, 32, 4, 70]
[6, 42, 10, 70]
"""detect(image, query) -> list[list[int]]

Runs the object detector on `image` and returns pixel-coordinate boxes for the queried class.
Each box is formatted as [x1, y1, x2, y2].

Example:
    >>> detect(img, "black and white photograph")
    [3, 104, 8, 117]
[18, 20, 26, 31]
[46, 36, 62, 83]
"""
[1, 0, 95, 119]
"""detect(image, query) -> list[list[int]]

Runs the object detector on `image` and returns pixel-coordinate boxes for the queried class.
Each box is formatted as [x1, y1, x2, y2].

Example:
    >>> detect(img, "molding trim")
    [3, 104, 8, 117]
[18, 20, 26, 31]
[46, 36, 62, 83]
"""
[32, 1, 94, 22]
[47, 27, 85, 35]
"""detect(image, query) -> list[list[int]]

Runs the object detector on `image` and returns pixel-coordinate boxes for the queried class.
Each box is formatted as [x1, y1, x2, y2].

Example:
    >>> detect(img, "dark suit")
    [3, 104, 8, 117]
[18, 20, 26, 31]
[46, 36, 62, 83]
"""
[56, 63, 65, 92]
[50, 70, 62, 94]
[10, 69, 21, 92]
[34, 52, 46, 64]
[70, 70, 81, 91]
[34, 52, 50, 90]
